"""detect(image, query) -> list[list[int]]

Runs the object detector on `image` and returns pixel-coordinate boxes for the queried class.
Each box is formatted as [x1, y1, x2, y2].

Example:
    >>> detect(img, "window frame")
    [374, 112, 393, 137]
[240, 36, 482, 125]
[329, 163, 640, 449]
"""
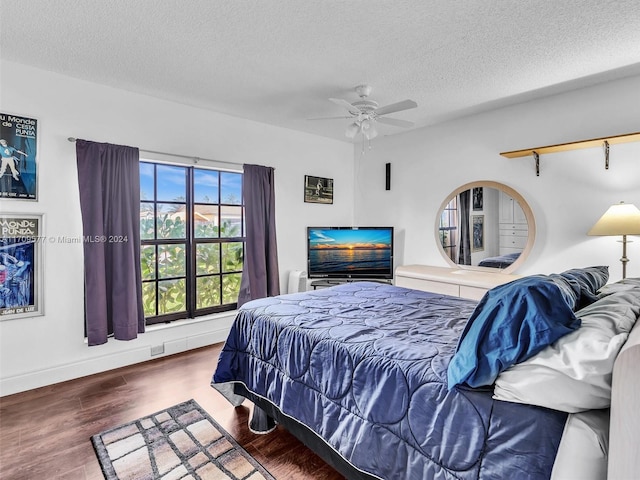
[140, 161, 244, 326]
[439, 196, 458, 262]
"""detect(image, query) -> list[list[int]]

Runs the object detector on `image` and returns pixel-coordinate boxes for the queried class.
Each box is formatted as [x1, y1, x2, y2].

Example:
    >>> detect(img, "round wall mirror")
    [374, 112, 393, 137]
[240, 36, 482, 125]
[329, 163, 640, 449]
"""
[435, 181, 536, 273]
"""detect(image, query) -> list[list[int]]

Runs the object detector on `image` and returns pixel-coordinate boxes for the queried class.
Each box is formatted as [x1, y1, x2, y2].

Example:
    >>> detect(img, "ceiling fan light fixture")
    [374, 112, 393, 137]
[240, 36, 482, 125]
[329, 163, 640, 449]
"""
[345, 121, 360, 139]
[362, 120, 378, 139]
[313, 84, 417, 143]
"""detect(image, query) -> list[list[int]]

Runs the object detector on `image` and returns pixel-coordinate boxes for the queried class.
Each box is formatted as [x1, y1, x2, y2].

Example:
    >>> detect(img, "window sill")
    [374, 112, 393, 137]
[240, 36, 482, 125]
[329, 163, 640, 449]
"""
[145, 310, 238, 333]
[84, 310, 238, 344]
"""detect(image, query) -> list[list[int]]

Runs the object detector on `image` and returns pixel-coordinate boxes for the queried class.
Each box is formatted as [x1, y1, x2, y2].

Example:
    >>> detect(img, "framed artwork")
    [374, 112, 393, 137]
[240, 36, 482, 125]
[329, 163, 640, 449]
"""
[472, 215, 484, 252]
[472, 187, 483, 211]
[304, 175, 333, 204]
[0, 213, 44, 320]
[0, 112, 38, 200]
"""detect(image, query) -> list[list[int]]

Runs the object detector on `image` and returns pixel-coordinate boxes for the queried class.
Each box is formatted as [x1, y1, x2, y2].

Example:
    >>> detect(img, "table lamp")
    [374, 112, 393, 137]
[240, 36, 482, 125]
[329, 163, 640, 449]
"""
[588, 201, 640, 278]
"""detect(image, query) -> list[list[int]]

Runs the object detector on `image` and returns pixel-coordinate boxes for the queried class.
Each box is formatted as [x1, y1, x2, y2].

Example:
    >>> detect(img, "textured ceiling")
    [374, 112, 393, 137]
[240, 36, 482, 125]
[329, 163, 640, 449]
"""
[2, 0, 640, 142]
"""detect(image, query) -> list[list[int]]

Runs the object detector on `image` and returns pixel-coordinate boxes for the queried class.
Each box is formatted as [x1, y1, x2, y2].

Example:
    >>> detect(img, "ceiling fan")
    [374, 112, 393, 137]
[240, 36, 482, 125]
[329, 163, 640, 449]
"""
[310, 84, 418, 140]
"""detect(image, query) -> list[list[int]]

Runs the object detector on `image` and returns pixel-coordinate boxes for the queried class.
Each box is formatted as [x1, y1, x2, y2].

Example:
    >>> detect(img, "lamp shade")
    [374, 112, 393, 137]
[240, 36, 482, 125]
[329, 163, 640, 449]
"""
[588, 202, 640, 236]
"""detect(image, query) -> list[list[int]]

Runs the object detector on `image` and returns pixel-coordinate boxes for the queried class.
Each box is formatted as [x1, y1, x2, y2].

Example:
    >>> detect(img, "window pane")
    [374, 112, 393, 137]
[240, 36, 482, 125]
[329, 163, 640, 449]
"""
[141, 245, 156, 280]
[140, 162, 155, 201]
[440, 210, 451, 229]
[194, 169, 219, 203]
[156, 203, 186, 239]
[196, 276, 221, 309]
[220, 206, 243, 238]
[194, 204, 219, 238]
[158, 279, 186, 314]
[439, 230, 448, 246]
[449, 209, 457, 226]
[222, 242, 243, 273]
[140, 203, 155, 240]
[158, 244, 186, 279]
[142, 282, 156, 317]
[221, 172, 242, 205]
[156, 164, 186, 202]
[222, 273, 242, 304]
[139, 162, 244, 323]
[196, 243, 220, 274]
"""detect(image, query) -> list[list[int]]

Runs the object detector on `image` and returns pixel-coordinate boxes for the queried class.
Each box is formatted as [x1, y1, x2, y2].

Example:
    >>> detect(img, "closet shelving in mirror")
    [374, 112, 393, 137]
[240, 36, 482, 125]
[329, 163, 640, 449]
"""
[500, 131, 640, 176]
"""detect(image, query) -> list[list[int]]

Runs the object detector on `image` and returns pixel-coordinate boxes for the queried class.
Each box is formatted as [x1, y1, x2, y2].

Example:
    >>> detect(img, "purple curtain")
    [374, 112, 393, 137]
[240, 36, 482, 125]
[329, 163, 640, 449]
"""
[76, 140, 144, 345]
[458, 190, 471, 265]
[238, 164, 280, 307]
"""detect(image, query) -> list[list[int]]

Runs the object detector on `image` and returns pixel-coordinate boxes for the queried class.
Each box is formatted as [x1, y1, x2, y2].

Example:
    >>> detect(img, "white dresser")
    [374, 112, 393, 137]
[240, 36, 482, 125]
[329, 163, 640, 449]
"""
[394, 265, 520, 300]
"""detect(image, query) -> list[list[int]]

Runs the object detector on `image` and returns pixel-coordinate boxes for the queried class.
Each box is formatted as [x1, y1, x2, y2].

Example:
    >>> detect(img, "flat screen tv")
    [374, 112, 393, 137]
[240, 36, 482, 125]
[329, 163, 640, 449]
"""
[307, 226, 394, 280]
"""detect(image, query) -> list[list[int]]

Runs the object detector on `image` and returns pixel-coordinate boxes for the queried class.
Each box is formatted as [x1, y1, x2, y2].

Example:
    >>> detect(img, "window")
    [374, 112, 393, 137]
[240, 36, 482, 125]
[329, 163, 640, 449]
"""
[439, 196, 458, 262]
[140, 162, 244, 325]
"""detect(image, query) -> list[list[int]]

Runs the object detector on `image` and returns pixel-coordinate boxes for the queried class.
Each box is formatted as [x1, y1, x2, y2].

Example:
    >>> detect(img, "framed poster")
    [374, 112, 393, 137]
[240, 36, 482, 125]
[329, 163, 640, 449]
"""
[304, 175, 333, 204]
[0, 112, 38, 200]
[0, 213, 44, 320]
[472, 187, 483, 210]
[472, 215, 484, 252]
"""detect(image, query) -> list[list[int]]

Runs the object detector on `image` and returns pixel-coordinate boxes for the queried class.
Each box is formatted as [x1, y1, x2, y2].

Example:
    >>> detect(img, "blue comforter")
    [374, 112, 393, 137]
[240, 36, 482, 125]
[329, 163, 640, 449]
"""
[212, 282, 566, 480]
[478, 252, 521, 268]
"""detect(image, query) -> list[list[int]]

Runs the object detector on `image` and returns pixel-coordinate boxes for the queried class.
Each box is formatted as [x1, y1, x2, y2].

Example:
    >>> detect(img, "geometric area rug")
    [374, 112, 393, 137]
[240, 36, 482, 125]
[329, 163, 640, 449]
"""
[91, 399, 275, 480]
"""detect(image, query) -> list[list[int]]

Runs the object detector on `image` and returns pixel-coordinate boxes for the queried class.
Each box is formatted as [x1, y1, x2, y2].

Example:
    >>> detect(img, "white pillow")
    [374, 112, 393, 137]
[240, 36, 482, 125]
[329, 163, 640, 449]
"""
[551, 409, 609, 480]
[493, 289, 640, 413]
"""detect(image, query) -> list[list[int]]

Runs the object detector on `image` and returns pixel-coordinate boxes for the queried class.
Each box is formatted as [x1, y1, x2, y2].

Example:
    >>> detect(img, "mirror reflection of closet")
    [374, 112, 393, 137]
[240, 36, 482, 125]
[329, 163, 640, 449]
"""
[436, 181, 535, 273]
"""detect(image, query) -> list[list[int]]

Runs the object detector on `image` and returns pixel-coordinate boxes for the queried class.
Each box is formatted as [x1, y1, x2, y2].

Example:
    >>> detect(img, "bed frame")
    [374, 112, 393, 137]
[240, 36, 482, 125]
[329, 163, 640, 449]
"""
[608, 317, 640, 479]
[234, 383, 379, 480]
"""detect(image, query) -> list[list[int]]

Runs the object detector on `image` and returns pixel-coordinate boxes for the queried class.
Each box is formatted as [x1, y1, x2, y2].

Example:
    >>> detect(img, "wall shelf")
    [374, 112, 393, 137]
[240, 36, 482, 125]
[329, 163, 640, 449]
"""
[500, 131, 640, 158]
[500, 131, 640, 176]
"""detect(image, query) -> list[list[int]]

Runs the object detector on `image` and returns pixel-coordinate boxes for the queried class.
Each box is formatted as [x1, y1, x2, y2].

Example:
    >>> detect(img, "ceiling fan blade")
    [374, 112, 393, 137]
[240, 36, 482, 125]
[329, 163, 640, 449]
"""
[329, 98, 361, 116]
[375, 99, 417, 116]
[307, 116, 353, 121]
[376, 116, 414, 128]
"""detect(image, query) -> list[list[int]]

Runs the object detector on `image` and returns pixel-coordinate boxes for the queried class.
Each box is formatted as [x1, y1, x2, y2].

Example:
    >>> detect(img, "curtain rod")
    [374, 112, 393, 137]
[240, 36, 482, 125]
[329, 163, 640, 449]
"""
[67, 137, 242, 168]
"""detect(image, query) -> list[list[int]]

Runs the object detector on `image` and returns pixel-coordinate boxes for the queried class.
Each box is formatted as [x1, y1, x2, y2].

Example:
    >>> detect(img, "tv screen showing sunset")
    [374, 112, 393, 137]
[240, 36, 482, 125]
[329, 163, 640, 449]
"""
[307, 227, 393, 278]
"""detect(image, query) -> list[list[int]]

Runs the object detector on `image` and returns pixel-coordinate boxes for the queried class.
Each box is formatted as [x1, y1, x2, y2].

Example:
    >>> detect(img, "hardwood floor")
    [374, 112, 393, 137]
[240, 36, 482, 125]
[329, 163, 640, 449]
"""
[0, 343, 346, 480]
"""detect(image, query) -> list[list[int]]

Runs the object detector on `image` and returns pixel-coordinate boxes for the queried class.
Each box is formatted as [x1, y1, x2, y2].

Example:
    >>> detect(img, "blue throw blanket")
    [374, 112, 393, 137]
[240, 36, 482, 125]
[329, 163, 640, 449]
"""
[448, 275, 582, 389]
[212, 282, 566, 480]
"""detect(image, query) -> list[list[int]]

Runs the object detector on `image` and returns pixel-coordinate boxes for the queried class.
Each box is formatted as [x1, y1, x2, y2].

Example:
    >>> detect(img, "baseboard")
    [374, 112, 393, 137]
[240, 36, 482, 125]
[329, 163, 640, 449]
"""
[0, 327, 231, 397]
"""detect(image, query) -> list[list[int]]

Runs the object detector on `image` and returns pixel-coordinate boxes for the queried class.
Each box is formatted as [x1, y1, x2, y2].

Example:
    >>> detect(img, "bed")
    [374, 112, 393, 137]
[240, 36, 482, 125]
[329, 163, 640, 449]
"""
[478, 252, 520, 268]
[211, 267, 640, 480]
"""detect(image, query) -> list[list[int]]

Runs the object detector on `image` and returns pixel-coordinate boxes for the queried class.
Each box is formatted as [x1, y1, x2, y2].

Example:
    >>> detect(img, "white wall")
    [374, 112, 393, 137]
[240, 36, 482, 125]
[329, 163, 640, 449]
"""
[354, 75, 640, 280]
[0, 61, 354, 395]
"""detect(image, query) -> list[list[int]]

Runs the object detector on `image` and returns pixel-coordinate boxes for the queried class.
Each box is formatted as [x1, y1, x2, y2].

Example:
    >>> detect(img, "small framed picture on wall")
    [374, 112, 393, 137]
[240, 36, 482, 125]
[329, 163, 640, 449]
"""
[304, 175, 333, 204]
[0, 213, 44, 320]
[472, 187, 483, 210]
[472, 215, 484, 252]
[0, 112, 39, 200]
